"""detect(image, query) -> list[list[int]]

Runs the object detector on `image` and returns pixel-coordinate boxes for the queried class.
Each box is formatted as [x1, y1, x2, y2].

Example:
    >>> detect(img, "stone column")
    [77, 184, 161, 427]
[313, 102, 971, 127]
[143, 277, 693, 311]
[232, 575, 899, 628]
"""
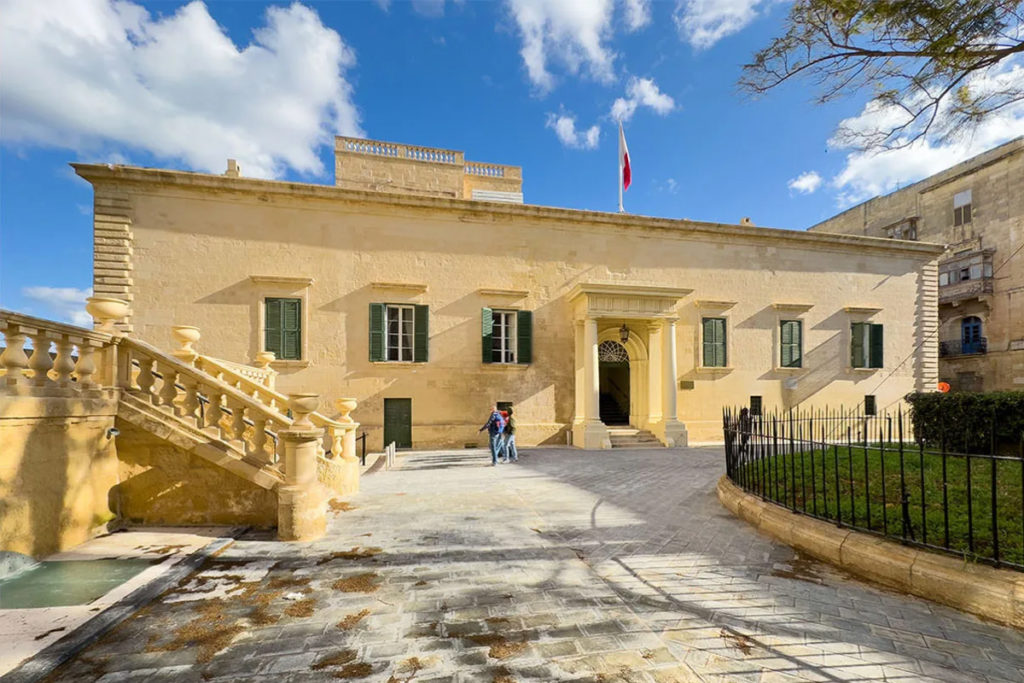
[584, 318, 600, 423]
[661, 318, 688, 447]
[573, 320, 585, 427]
[277, 393, 327, 541]
[646, 321, 663, 428]
[574, 317, 610, 449]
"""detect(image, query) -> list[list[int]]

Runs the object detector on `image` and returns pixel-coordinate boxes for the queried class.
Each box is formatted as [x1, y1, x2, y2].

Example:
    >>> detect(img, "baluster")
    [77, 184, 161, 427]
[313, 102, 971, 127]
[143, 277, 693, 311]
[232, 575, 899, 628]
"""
[180, 376, 200, 421]
[75, 341, 97, 389]
[53, 335, 76, 388]
[331, 427, 343, 459]
[249, 416, 270, 464]
[272, 420, 285, 464]
[136, 357, 155, 399]
[1, 324, 31, 386]
[205, 389, 224, 433]
[157, 364, 178, 408]
[28, 332, 55, 387]
[230, 400, 247, 443]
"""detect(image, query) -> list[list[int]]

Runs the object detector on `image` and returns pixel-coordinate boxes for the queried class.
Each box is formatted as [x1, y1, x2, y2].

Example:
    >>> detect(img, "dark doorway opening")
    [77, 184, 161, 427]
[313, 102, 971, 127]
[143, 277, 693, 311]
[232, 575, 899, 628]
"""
[599, 362, 630, 425]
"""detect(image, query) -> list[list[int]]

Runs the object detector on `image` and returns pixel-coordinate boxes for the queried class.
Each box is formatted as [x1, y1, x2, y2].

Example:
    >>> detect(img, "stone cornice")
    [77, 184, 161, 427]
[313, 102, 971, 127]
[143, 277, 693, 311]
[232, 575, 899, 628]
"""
[72, 163, 944, 259]
[568, 283, 693, 302]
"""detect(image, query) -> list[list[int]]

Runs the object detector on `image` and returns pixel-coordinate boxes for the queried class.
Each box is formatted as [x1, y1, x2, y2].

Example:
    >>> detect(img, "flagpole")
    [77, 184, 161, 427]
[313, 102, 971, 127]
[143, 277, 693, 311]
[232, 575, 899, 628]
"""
[617, 121, 624, 213]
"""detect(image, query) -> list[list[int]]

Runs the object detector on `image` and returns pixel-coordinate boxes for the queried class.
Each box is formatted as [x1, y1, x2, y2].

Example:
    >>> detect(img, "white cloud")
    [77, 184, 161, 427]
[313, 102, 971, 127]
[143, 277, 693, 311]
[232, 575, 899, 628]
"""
[788, 171, 822, 195]
[830, 62, 1024, 206]
[411, 0, 445, 18]
[22, 287, 94, 327]
[546, 113, 600, 150]
[674, 0, 763, 50]
[505, 0, 617, 92]
[611, 76, 675, 121]
[0, 0, 362, 179]
[622, 0, 651, 31]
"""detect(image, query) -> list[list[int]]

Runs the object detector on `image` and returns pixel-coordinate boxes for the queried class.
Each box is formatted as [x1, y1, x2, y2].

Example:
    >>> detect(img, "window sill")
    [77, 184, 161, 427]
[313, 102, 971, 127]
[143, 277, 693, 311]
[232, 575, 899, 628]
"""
[773, 367, 806, 373]
[371, 361, 427, 365]
[695, 366, 734, 374]
[849, 367, 881, 374]
[271, 360, 310, 368]
[481, 363, 530, 370]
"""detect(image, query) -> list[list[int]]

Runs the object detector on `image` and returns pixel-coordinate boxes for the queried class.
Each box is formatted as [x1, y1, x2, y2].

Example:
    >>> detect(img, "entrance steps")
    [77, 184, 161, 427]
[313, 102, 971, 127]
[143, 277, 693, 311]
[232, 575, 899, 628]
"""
[607, 427, 662, 449]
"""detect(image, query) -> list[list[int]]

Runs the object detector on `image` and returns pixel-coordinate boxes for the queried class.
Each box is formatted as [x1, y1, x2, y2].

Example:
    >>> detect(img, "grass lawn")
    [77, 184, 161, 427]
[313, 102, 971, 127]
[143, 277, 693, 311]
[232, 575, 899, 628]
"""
[735, 443, 1024, 567]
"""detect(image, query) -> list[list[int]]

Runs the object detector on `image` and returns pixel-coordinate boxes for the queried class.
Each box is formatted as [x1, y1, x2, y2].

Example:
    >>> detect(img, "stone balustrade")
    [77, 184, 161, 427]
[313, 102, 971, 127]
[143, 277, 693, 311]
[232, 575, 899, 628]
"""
[120, 336, 293, 468]
[465, 162, 518, 178]
[171, 327, 359, 462]
[0, 310, 114, 394]
[336, 135, 464, 166]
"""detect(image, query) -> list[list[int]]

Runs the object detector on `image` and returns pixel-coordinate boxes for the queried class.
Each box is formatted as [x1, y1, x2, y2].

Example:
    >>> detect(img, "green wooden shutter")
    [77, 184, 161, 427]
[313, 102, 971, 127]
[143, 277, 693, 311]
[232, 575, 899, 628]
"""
[281, 299, 301, 360]
[517, 310, 532, 364]
[869, 323, 884, 368]
[780, 321, 792, 367]
[265, 299, 282, 358]
[716, 319, 726, 367]
[481, 308, 493, 363]
[369, 303, 385, 362]
[851, 322, 865, 368]
[413, 304, 429, 363]
[702, 318, 714, 367]
[781, 320, 801, 368]
[703, 318, 725, 367]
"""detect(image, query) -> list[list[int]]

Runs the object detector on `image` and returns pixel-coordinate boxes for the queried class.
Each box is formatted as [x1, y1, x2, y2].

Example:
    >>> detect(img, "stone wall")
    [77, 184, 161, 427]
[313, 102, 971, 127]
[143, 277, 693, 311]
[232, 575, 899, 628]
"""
[75, 165, 941, 447]
[809, 138, 1024, 391]
[0, 395, 119, 559]
[113, 420, 277, 527]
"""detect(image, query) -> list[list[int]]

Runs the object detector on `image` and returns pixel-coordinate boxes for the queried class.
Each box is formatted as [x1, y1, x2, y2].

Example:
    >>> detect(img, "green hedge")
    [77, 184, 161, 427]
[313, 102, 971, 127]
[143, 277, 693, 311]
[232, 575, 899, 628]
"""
[905, 391, 1024, 453]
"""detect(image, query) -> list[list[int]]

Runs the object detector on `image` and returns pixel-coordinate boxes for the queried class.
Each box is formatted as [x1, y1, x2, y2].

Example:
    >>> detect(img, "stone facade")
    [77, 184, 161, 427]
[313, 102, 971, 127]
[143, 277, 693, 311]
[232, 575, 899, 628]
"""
[809, 137, 1024, 392]
[74, 139, 942, 449]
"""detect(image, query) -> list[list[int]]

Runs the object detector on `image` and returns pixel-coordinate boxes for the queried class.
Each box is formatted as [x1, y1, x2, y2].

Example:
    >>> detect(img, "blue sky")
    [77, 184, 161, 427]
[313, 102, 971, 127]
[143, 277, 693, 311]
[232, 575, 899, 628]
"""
[2, 0, 1022, 325]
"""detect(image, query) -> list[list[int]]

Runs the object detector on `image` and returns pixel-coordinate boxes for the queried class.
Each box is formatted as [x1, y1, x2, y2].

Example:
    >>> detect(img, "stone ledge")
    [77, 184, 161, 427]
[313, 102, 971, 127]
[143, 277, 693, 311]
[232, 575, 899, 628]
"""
[717, 474, 1024, 630]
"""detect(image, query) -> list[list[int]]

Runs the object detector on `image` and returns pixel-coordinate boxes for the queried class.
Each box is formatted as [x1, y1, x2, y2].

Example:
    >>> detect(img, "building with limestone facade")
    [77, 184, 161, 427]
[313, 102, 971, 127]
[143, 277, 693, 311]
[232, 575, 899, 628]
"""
[808, 137, 1024, 393]
[75, 136, 942, 450]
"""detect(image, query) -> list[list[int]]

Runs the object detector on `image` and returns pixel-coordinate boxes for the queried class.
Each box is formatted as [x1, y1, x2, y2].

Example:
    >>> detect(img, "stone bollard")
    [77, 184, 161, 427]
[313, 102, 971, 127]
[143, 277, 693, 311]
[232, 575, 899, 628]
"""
[277, 394, 327, 542]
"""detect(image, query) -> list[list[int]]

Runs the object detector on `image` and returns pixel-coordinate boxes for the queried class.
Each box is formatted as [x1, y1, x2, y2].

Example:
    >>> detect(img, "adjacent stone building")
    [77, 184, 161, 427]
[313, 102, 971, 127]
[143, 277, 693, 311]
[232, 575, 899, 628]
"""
[808, 137, 1024, 392]
[75, 136, 941, 449]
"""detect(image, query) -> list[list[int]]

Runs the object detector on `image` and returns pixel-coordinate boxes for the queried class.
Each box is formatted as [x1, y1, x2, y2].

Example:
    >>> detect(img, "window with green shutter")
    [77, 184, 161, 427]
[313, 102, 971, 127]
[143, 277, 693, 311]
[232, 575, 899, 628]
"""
[264, 297, 301, 360]
[702, 317, 727, 367]
[851, 322, 884, 368]
[516, 310, 532, 365]
[372, 304, 428, 363]
[780, 320, 802, 368]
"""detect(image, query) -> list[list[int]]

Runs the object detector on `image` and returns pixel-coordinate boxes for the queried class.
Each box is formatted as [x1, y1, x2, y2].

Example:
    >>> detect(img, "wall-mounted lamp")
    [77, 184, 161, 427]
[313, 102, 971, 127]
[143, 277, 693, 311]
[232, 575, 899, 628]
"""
[619, 323, 630, 344]
[106, 427, 120, 440]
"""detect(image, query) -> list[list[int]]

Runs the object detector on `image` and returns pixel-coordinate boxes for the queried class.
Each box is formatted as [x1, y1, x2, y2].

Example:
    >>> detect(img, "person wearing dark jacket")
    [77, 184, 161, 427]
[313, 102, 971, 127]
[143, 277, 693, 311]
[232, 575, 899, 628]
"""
[479, 404, 506, 466]
[502, 407, 518, 463]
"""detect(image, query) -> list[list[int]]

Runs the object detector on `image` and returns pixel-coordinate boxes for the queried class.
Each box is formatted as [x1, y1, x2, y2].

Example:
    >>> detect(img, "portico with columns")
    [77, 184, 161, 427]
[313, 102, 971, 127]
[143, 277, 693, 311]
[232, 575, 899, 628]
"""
[570, 283, 691, 449]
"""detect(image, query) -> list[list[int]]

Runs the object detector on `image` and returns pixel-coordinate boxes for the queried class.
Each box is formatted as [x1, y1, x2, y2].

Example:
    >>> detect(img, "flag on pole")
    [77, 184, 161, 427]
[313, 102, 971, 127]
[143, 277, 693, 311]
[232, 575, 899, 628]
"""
[618, 122, 631, 212]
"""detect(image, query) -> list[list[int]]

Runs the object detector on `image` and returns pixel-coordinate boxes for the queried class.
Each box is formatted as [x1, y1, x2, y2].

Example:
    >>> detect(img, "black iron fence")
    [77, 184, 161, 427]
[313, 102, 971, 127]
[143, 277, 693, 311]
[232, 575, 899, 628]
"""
[723, 406, 1024, 571]
[939, 337, 988, 357]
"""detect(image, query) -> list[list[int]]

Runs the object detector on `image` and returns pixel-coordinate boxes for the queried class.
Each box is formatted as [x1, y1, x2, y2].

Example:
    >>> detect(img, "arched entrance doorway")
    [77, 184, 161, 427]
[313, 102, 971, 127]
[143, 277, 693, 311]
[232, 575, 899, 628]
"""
[598, 340, 630, 425]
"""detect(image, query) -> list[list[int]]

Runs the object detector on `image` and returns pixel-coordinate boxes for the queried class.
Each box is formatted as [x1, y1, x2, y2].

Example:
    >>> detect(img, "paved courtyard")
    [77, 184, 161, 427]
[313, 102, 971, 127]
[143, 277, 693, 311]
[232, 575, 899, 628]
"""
[47, 447, 1024, 682]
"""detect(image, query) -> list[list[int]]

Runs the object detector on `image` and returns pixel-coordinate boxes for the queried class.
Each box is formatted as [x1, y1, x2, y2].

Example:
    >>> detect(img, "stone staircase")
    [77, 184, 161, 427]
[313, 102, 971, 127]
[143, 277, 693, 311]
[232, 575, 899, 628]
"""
[607, 427, 663, 449]
[1, 306, 362, 542]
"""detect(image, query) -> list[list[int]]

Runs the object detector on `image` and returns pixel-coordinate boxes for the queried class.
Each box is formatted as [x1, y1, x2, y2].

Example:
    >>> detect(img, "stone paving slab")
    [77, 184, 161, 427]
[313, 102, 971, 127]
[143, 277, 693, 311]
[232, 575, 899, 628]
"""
[40, 447, 1024, 682]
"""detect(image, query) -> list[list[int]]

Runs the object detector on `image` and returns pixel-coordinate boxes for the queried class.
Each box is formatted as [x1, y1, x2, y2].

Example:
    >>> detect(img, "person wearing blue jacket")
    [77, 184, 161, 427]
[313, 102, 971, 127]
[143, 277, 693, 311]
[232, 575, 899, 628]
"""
[479, 404, 506, 466]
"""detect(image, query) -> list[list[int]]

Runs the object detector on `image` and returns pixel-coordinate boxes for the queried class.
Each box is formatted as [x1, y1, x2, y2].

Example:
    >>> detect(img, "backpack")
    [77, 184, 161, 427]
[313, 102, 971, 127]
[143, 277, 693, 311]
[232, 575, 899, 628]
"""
[505, 416, 516, 435]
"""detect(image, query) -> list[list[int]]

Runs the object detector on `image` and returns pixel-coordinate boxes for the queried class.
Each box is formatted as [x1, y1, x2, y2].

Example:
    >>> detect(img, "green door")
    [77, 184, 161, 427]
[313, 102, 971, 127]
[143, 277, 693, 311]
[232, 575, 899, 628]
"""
[383, 398, 412, 449]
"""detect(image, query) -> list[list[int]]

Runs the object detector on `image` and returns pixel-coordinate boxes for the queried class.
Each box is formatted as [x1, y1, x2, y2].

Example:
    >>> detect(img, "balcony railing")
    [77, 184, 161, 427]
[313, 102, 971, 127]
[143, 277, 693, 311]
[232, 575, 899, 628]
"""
[939, 338, 988, 357]
[939, 277, 994, 305]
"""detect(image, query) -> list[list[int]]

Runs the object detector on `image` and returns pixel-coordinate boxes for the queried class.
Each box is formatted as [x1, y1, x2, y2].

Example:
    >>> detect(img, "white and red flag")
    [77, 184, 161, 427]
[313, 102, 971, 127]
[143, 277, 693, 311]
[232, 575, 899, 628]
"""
[618, 121, 631, 212]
